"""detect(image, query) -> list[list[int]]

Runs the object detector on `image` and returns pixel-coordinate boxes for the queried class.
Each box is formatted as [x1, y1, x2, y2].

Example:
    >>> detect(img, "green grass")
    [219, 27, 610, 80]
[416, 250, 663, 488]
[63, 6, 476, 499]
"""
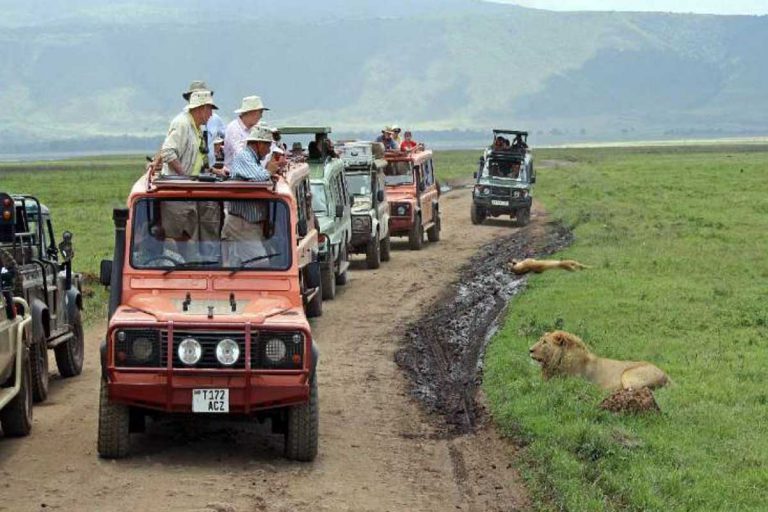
[483, 145, 768, 511]
[0, 155, 147, 324]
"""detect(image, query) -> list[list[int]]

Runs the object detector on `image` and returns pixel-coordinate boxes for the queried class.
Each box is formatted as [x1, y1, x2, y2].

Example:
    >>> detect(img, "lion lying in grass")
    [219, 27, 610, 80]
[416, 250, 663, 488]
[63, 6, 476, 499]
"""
[508, 258, 590, 275]
[529, 331, 669, 391]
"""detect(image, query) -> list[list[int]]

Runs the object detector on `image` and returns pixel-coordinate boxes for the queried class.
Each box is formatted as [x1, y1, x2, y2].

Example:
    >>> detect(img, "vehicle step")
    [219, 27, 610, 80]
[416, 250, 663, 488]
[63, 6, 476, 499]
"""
[0, 387, 18, 409]
[47, 331, 74, 349]
[338, 260, 350, 275]
[423, 221, 435, 231]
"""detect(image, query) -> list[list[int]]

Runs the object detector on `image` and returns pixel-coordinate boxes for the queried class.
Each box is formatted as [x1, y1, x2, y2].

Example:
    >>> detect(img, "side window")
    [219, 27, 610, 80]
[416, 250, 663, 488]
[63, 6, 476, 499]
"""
[424, 159, 434, 186]
[339, 173, 349, 206]
[296, 183, 307, 225]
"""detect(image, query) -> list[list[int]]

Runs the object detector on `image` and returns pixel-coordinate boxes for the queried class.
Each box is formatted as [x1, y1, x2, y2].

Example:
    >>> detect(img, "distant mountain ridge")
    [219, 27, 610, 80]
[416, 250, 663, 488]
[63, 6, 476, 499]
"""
[0, 0, 766, 149]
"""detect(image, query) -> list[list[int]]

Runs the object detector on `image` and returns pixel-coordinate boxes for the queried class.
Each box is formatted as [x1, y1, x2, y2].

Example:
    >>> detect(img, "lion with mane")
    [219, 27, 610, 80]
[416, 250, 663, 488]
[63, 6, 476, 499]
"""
[529, 330, 668, 391]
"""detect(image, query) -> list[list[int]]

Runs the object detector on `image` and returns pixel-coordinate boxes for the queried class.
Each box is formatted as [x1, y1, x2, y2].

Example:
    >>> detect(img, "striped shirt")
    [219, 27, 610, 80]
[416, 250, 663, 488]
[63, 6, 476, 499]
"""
[227, 146, 270, 223]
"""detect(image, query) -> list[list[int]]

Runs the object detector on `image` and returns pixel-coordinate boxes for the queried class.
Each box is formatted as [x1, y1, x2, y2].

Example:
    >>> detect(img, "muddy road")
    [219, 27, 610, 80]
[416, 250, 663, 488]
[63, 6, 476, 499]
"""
[0, 187, 539, 512]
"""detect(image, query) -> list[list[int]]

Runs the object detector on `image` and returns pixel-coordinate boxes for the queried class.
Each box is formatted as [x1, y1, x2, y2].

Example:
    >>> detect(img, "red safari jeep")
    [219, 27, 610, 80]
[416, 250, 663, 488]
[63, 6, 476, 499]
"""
[97, 165, 321, 461]
[384, 149, 441, 250]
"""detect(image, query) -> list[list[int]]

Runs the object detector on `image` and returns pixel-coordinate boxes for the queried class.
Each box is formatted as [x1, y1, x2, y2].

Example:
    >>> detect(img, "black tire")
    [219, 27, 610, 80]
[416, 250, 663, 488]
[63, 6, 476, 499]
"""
[284, 373, 319, 462]
[515, 207, 531, 227]
[366, 232, 381, 269]
[30, 332, 49, 403]
[380, 235, 391, 262]
[55, 308, 84, 378]
[320, 263, 336, 301]
[408, 216, 423, 251]
[335, 246, 348, 286]
[306, 281, 323, 318]
[470, 203, 486, 225]
[0, 347, 33, 437]
[427, 211, 441, 242]
[97, 378, 130, 458]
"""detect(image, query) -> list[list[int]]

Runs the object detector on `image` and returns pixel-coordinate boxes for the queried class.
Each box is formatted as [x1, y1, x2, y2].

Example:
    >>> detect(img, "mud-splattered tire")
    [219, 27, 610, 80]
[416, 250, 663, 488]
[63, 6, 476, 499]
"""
[0, 347, 33, 437]
[427, 212, 441, 242]
[408, 216, 424, 251]
[55, 308, 84, 378]
[30, 332, 49, 403]
[366, 233, 381, 269]
[97, 379, 130, 459]
[515, 207, 531, 227]
[320, 264, 336, 300]
[306, 283, 323, 318]
[380, 236, 391, 262]
[284, 373, 318, 462]
[470, 203, 486, 225]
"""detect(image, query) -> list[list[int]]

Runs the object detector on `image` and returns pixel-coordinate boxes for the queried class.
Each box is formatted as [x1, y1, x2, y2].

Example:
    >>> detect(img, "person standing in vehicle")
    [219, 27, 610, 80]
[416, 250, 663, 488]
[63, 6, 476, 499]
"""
[180, 80, 226, 166]
[222, 125, 286, 266]
[161, 90, 217, 176]
[400, 130, 418, 152]
[224, 95, 270, 167]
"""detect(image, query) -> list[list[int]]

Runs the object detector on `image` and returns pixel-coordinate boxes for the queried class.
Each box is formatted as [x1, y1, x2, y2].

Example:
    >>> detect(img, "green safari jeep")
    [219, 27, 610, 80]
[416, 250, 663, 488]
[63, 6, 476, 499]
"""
[281, 127, 352, 301]
[0, 266, 33, 437]
[471, 129, 535, 227]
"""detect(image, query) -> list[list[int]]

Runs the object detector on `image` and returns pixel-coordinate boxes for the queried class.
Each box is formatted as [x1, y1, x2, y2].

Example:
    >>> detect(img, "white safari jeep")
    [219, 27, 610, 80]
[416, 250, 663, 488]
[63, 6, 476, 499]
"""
[0, 267, 33, 437]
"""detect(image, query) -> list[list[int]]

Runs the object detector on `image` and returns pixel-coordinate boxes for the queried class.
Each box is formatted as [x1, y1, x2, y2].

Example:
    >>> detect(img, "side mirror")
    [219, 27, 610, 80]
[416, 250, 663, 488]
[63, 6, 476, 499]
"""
[99, 260, 112, 287]
[59, 230, 74, 261]
[377, 189, 385, 202]
[473, 172, 477, 179]
[297, 219, 308, 237]
[418, 182, 426, 192]
[531, 176, 536, 184]
[335, 204, 344, 218]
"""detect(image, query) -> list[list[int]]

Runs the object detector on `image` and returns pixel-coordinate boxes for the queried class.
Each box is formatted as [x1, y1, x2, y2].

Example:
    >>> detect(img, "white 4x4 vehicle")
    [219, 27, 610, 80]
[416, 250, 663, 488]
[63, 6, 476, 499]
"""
[0, 267, 33, 437]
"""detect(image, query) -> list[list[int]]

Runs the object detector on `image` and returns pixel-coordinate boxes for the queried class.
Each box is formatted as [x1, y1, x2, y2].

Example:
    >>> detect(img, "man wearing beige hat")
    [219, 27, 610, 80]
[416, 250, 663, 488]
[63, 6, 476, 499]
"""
[223, 95, 270, 167]
[222, 124, 285, 266]
[161, 90, 217, 176]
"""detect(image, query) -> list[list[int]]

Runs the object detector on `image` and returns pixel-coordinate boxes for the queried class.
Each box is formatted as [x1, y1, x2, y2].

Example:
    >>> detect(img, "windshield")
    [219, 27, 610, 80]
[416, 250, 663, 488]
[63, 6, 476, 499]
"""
[130, 198, 291, 271]
[346, 173, 372, 197]
[482, 159, 527, 181]
[384, 161, 413, 186]
[310, 183, 328, 214]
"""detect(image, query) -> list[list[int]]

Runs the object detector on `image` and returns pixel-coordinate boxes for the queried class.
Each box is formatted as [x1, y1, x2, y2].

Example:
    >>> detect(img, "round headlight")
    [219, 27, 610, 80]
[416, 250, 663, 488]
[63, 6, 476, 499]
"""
[514, 190, 521, 198]
[178, 338, 202, 365]
[216, 338, 240, 366]
[292, 333, 303, 345]
[397, 205, 406, 216]
[117, 331, 126, 342]
[482, 187, 491, 196]
[265, 338, 287, 363]
[131, 337, 154, 362]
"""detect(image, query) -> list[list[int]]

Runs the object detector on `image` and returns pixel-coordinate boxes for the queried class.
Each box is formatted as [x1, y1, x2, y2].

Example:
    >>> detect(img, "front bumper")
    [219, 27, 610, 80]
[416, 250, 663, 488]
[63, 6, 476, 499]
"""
[388, 215, 414, 235]
[473, 195, 531, 212]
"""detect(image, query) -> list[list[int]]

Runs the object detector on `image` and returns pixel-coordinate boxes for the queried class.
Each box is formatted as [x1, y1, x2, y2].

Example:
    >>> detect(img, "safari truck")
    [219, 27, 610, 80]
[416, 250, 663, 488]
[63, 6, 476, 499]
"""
[97, 165, 321, 461]
[0, 192, 84, 404]
[471, 129, 535, 227]
[280, 126, 350, 301]
[336, 141, 391, 268]
[384, 148, 441, 250]
[0, 266, 33, 437]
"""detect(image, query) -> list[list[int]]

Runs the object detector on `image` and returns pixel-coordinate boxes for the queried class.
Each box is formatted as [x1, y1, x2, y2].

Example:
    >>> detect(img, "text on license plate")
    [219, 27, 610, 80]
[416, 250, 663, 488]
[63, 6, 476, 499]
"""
[491, 200, 509, 206]
[192, 388, 229, 413]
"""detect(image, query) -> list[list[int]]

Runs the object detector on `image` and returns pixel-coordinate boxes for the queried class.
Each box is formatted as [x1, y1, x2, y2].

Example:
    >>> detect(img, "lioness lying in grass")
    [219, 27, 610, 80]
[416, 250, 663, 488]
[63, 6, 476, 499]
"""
[529, 331, 669, 391]
[508, 258, 590, 275]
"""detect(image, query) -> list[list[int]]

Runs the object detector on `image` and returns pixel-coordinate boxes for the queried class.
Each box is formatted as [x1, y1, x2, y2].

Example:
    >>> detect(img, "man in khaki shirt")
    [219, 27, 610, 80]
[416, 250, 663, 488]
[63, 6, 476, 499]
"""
[161, 90, 217, 176]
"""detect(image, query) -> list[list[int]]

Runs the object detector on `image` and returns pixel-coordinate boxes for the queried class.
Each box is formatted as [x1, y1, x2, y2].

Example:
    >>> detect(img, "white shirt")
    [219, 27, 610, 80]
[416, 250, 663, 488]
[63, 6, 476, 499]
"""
[224, 117, 250, 167]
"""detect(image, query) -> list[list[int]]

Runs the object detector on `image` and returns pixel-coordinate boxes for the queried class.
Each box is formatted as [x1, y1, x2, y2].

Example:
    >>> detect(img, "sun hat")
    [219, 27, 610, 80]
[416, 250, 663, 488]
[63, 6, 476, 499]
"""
[185, 90, 218, 111]
[291, 142, 303, 151]
[392, 124, 401, 133]
[235, 95, 270, 114]
[182, 80, 212, 101]
[246, 124, 275, 143]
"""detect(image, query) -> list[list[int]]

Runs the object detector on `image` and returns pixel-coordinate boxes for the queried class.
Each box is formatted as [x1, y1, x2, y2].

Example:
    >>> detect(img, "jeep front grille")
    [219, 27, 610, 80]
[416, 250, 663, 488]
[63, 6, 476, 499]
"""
[490, 186, 511, 197]
[161, 330, 247, 369]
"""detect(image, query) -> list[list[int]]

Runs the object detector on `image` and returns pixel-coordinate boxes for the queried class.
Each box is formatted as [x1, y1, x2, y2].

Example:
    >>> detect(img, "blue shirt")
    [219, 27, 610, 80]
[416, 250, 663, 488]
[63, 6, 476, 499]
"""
[204, 112, 227, 163]
[227, 146, 271, 222]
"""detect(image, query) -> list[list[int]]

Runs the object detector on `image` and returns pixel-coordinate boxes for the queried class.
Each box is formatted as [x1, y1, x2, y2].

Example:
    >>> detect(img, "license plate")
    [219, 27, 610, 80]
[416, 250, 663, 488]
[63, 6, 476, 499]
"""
[491, 200, 509, 206]
[192, 388, 229, 413]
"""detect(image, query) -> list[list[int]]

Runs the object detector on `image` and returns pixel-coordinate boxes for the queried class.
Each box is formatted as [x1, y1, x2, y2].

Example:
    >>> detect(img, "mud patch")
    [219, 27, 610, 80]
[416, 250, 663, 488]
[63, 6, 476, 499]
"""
[395, 219, 572, 434]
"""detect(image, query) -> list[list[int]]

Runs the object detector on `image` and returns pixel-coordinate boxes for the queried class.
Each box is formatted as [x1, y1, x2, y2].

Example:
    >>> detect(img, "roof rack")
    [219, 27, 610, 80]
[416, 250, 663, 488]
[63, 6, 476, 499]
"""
[278, 126, 332, 135]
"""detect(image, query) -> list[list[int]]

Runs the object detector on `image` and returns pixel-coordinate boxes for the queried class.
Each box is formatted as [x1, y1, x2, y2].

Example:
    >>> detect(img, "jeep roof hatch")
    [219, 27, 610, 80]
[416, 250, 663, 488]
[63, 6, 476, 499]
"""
[278, 126, 332, 135]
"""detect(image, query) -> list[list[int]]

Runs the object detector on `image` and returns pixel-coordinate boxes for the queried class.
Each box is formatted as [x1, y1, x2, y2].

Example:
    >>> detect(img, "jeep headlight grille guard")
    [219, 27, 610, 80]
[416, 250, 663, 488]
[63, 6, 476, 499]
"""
[390, 203, 411, 217]
[160, 330, 248, 369]
[114, 329, 162, 367]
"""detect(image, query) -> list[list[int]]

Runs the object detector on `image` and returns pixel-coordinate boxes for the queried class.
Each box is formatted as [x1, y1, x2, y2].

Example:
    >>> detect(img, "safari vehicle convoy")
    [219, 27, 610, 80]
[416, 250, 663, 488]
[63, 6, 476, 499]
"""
[471, 129, 535, 227]
[336, 141, 391, 269]
[97, 165, 320, 461]
[0, 265, 33, 437]
[384, 148, 441, 250]
[0, 192, 85, 404]
[279, 127, 351, 301]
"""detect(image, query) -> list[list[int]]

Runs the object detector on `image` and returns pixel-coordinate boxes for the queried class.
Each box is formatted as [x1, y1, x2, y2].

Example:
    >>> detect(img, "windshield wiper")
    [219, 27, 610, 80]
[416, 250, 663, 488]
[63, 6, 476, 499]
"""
[228, 253, 281, 275]
[162, 260, 219, 275]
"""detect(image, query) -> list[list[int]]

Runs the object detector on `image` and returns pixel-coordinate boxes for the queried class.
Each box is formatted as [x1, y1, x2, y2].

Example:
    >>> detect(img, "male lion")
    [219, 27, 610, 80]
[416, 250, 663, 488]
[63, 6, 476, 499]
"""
[529, 331, 668, 391]
[508, 258, 590, 275]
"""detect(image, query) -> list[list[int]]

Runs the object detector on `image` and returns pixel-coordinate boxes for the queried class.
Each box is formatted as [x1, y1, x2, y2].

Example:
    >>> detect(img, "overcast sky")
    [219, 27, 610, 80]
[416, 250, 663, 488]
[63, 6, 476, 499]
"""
[489, 0, 768, 15]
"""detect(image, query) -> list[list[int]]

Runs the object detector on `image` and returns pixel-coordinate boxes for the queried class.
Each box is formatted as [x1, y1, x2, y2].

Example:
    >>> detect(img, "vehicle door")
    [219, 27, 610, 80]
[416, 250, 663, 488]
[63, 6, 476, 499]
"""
[337, 170, 352, 245]
[375, 171, 389, 238]
[0, 299, 13, 381]
[424, 159, 439, 224]
[30, 211, 60, 329]
[295, 180, 317, 269]
[45, 215, 67, 329]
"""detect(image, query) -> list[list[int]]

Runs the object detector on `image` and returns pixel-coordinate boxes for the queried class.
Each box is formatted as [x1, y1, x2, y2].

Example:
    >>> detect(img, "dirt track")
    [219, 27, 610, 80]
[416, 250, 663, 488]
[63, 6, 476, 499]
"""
[0, 187, 536, 512]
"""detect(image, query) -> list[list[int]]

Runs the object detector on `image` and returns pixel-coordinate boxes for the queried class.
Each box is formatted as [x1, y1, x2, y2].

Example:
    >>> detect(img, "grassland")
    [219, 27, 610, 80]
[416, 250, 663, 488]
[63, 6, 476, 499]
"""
[482, 145, 768, 511]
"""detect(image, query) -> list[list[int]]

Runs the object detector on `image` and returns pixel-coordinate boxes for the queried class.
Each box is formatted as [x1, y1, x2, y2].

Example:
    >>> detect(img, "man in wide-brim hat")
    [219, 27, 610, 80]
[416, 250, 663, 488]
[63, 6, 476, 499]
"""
[181, 80, 226, 164]
[161, 90, 218, 176]
[224, 95, 270, 167]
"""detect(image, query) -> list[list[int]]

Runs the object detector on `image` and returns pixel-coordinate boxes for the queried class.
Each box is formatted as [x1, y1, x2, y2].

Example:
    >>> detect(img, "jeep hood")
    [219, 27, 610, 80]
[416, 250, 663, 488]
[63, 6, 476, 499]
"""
[317, 216, 334, 235]
[351, 196, 373, 214]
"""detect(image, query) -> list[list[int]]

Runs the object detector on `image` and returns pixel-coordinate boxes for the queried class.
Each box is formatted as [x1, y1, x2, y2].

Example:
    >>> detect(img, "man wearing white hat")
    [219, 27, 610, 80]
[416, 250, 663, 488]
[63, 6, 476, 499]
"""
[181, 80, 226, 165]
[222, 124, 285, 266]
[161, 90, 217, 176]
[223, 95, 270, 167]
